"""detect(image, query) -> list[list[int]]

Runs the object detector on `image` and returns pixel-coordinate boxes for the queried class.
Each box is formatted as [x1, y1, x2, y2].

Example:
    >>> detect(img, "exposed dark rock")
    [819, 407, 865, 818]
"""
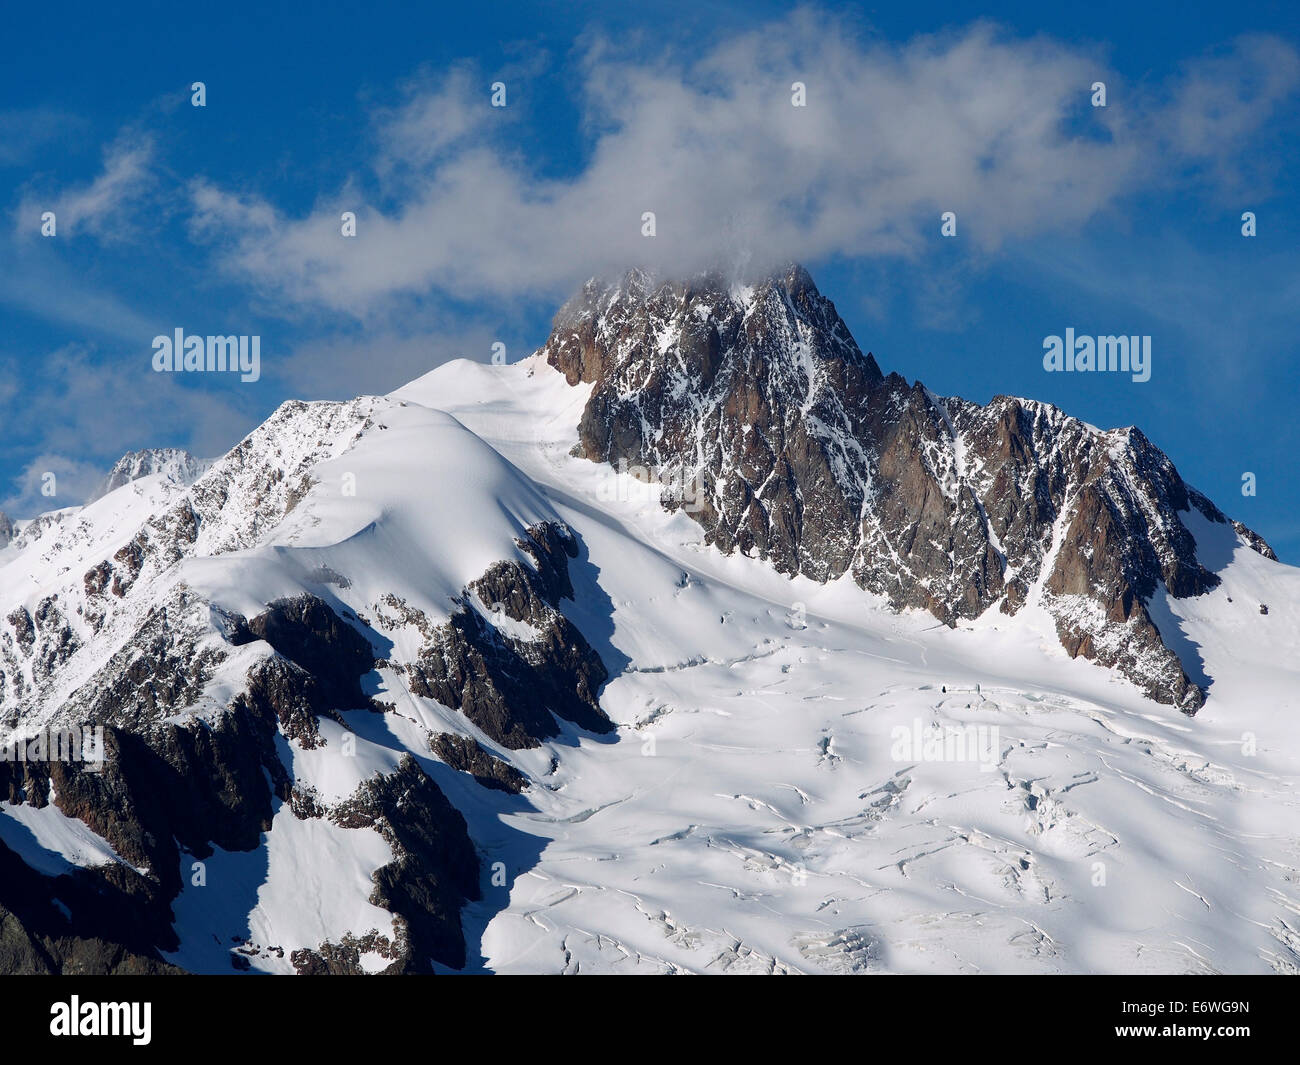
[0, 569, 521, 973]
[241, 595, 375, 707]
[406, 522, 613, 748]
[71, 596, 226, 736]
[290, 929, 400, 975]
[330, 755, 481, 971]
[222, 594, 380, 743]
[84, 560, 113, 599]
[7, 607, 34, 654]
[541, 265, 1273, 712]
[1232, 520, 1277, 561]
[0, 902, 183, 976]
[283, 474, 318, 515]
[31, 596, 80, 681]
[0, 404, 519, 974]
[431, 732, 528, 794]
[0, 673, 291, 972]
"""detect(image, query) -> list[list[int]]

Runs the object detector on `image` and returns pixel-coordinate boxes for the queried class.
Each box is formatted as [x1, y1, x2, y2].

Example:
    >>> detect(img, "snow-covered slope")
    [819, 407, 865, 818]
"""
[403, 354, 1300, 974]
[1, 271, 1297, 975]
[0, 393, 586, 972]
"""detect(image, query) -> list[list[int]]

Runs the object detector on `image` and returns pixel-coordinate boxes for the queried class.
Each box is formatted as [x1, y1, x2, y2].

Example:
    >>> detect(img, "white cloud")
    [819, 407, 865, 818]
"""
[1163, 34, 1300, 159]
[185, 13, 1298, 318]
[0, 342, 261, 514]
[2, 453, 104, 515]
[373, 64, 489, 177]
[17, 132, 155, 239]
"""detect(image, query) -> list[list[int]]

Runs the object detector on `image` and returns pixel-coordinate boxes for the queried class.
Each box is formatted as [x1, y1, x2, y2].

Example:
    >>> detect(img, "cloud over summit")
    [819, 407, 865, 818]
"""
[185, 13, 1298, 316]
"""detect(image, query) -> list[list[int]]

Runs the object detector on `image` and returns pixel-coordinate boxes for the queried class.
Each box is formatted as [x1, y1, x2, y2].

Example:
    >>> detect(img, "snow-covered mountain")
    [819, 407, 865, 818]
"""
[88, 448, 209, 503]
[1, 266, 1298, 975]
[545, 266, 1276, 712]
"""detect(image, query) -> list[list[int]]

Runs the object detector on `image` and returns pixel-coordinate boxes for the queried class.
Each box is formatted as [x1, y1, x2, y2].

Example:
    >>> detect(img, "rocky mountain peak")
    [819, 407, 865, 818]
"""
[0, 261, 1292, 976]
[545, 263, 882, 390]
[91, 448, 208, 503]
[540, 264, 1273, 713]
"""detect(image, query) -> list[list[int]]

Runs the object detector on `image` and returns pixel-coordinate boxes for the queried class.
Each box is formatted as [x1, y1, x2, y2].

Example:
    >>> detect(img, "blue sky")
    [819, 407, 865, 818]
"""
[2, 1, 1298, 556]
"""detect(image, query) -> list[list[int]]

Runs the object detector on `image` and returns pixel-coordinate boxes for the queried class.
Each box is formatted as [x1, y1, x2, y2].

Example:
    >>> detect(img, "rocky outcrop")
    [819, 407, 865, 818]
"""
[0, 904, 183, 976]
[290, 932, 397, 975]
[0, 704, 289, 974]
[542, 265, 1272, 712]
[90, 448, 208, 502]
[406, 521, 614, 747]
[225, 594, 381, 745]
[0, 396, 570, 974]
[431, 732, 528, 794]
[0, 586, 488, 973]
[328, 756, 481, 971]
[49, 591, 225, 738]
[281, 749, 487, 976]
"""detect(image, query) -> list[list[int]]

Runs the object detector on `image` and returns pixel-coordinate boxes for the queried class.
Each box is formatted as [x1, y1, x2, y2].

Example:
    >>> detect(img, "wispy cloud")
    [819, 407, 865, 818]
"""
[2, 452, 105, 514]
[186, 13, 1299, 317]
[16, 132, 156, 240]
[1160, 33, 1300, 190]
[0, 252, 161, 341]
[0, 342, 261, 514]
[1012, 231, 1300, 363]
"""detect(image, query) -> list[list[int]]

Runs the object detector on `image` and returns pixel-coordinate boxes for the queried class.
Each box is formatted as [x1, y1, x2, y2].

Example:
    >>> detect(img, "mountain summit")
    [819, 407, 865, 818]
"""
[0, 264, 1294, 976]
[540, 264, 1273, 712]
[90, 448, 209, 502]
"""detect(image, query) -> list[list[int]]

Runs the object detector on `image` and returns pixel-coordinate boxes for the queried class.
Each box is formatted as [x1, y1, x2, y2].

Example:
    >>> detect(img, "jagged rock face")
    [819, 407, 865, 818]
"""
[0, 512, 12, 549]
[328, 755, 482, 972]
[1, 396, 386, 730]
[0, 713, 286, 972]
[0, 899, 184, 975]
[55, 591, 224, 737]
[0, 588, 485, 974]
[91, 448, 208, 502]
[227, 595, 380, 744]
[0, 260, 1281, 975]
[405, 522, 614, 748]
[542, 265, 1272, 713]
[548, 266, 883, 584]
[430, 732, 528, 794]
